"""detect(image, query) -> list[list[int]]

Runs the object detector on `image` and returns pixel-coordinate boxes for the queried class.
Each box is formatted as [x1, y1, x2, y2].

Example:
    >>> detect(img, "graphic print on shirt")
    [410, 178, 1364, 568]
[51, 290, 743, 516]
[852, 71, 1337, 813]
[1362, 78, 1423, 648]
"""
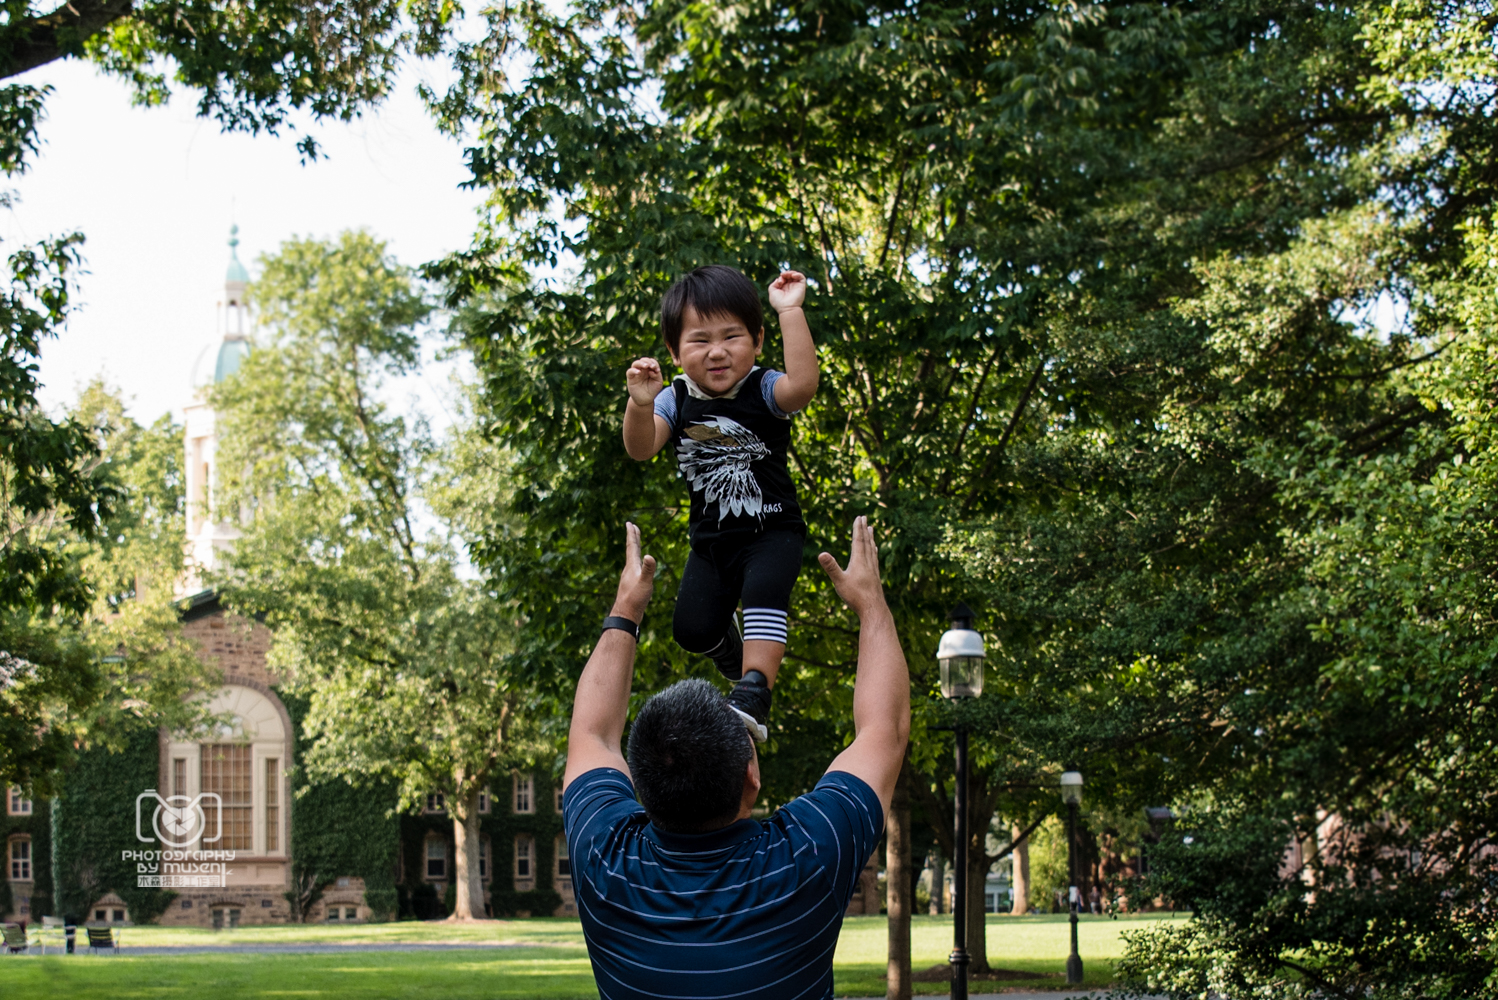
[677, 416, 770, 524]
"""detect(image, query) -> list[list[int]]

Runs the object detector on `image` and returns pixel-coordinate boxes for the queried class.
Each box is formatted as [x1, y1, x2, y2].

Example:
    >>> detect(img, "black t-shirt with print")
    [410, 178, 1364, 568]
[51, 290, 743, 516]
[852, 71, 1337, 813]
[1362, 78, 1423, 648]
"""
[665, 368, 805, 550]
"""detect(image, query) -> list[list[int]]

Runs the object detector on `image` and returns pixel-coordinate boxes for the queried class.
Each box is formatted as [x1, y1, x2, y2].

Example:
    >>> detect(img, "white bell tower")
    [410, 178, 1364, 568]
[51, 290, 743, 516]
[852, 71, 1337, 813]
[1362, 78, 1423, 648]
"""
[181, 226, 252, 595]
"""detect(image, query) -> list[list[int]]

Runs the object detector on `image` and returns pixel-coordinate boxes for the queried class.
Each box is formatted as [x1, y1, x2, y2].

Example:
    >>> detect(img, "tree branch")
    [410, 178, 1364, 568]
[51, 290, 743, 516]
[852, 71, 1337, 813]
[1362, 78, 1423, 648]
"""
[0, 0, 136, 80]
[960, 353, 1046, 511]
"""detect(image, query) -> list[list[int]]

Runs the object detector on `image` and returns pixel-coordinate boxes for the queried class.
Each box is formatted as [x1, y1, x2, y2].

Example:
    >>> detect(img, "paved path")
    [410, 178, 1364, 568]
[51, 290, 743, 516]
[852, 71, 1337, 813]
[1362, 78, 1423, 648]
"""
[67, 942, 539, 956]
[844, 994, 1107, 999]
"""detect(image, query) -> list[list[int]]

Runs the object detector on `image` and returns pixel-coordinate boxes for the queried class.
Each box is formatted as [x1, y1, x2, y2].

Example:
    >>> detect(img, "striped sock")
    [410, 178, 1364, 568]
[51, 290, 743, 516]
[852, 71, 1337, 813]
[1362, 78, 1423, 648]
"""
[741, 608, 788, 645]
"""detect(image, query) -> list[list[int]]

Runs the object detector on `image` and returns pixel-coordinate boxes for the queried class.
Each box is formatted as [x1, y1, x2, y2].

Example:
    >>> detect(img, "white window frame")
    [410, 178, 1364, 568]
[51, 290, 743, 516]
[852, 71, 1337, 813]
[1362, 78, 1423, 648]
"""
[8, 836, 32, 882]
[514, 834, 534, 884]
[554, 785, 564, 813]
[477, 788, 490, 814]
[513, 773, 534, 815]
[425, 793, 446, 814]
[425, 837, 447, 881]
[7, 787, 32, 816]
[555, 834, 570, 878]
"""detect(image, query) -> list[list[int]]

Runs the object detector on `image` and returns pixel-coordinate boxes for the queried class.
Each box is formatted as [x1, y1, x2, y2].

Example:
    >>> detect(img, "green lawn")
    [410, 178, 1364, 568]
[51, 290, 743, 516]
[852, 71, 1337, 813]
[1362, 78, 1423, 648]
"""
[1, 912, 1187, 998]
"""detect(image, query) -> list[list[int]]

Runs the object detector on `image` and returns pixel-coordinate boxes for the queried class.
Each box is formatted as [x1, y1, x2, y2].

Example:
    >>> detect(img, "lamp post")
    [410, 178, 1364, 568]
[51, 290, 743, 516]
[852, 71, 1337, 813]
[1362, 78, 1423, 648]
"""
[938, 602, 985, 1000]
[1060, 770, 1084, 985]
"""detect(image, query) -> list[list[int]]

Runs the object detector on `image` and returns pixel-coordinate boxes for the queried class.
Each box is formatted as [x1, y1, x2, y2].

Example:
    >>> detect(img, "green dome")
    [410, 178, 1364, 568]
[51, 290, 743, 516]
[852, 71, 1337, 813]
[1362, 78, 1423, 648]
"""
[226, 224, 249, 284]
[214, 337, 250, 382]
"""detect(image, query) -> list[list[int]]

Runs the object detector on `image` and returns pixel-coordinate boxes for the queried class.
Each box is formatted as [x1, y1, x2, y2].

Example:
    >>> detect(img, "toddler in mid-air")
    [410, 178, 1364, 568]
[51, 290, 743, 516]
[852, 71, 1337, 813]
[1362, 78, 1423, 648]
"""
[622, 265, 819, 741]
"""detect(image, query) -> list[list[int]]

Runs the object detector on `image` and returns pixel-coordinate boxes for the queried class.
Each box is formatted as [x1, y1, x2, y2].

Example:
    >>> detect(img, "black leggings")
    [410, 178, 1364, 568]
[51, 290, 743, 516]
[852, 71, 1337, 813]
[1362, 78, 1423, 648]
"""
[673, 530, 804, 653]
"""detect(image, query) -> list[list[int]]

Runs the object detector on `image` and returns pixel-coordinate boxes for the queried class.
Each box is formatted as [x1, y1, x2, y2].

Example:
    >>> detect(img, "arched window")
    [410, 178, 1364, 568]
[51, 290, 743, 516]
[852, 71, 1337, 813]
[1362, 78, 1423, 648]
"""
[166, 685, 288, 855]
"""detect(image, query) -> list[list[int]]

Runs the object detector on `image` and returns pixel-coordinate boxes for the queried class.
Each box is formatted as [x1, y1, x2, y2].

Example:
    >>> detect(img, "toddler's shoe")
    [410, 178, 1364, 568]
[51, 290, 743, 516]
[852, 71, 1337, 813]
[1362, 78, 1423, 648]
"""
[728, 669, 771, 743]
[709, 613, 744, 682]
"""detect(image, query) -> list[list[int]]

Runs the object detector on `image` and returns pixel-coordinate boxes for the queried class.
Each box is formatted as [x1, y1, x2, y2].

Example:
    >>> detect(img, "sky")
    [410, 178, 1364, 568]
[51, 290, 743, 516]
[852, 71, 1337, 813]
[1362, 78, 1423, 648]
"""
[8, 55, 486, 426]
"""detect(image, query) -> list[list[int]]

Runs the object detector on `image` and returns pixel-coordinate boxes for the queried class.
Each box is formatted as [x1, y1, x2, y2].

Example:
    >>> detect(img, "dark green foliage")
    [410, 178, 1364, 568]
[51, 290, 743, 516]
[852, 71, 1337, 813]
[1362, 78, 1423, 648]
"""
[433, 0, 1498, 991]
[0, 794, 51, 919]
[0, 0, 461, 167]
[281, 691, 399, 922]
[51, 726, 175, 923]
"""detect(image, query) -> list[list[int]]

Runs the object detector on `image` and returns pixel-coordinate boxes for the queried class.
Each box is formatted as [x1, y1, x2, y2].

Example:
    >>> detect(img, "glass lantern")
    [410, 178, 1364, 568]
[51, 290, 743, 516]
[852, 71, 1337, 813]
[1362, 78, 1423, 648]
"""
[1060, 770, 1084, 806]
[937, 627, 985, 700]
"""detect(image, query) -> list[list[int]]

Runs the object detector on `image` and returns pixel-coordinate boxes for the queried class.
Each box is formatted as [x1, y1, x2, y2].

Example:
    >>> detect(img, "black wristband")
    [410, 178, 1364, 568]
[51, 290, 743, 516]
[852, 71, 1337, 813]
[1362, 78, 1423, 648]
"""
[601, 615, 640, 640]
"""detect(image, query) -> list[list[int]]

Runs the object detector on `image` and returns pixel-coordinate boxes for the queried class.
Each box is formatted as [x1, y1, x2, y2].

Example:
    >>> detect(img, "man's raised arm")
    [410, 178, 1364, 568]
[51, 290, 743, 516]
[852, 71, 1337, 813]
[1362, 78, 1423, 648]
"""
[820, 516, 910, 817]
[563, 522, 657, 791]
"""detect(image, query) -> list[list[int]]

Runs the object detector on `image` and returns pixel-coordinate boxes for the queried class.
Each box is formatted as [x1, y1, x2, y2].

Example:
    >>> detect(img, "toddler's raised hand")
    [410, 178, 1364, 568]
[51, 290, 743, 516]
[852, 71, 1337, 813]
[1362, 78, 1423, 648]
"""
[768, 270, 807, 313]
[626, 357, 665, 406]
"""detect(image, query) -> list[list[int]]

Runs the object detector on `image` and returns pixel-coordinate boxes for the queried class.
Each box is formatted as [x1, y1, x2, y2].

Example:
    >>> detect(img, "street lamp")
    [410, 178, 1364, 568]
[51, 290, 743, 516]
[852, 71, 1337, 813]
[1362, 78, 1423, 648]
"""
[938, 602, 985, 1000]
[1060, 770, 1084, 985]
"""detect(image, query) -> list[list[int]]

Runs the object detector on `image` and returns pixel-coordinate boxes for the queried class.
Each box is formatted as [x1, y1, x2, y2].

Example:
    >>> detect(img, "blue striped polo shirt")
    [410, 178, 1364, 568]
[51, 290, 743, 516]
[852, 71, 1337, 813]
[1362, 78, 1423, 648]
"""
[564, 767, 883, 1000]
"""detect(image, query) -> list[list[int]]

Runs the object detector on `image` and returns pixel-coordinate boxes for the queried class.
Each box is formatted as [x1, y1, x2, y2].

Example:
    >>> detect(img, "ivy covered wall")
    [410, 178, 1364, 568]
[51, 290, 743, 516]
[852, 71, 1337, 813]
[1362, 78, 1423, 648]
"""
[281, 690, 400, 920]
[51, 726, 174, 923]
[485, 765, 565, 918]
[396, 762, 566, 919]
[2, 795, 52, 920]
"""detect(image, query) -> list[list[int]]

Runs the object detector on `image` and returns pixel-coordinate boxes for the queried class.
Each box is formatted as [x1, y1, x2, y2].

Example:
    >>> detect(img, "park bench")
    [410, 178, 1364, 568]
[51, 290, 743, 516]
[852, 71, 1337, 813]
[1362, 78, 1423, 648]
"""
[85, 926, 119, 955]
[2, 923, 28, 955]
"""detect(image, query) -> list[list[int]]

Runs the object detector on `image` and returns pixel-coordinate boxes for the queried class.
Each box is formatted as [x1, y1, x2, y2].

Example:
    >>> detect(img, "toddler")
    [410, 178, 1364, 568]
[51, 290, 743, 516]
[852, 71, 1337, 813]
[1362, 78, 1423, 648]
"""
[622, 265, 819, 740]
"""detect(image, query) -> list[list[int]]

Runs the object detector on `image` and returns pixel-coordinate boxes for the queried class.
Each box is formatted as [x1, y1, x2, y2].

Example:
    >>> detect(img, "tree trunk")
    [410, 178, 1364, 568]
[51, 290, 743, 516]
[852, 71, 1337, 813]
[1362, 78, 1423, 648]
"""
[886, 756, 912, 1000]
[1011, 828, 1030, 915]
[929, 851, 945, 915]
[967, 845, 990, 974]
[449, 786, 485, 921]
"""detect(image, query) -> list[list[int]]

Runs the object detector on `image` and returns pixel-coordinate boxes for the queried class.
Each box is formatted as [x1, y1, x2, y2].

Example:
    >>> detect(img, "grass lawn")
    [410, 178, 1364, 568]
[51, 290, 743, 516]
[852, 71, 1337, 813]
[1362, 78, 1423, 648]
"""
[1, 912, 1188, 998]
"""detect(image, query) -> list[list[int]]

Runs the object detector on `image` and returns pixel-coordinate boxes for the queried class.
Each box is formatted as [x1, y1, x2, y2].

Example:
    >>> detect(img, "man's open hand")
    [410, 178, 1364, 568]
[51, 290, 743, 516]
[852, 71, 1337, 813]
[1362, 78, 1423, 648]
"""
[611, 522, 656, 623]
[818, 516, 886, 617]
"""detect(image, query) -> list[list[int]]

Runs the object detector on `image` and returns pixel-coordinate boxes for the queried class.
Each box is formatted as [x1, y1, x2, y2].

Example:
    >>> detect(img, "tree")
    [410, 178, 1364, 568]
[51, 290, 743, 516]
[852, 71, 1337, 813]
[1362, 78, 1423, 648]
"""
[0, 0, 460, 165]
[2, 370, 211, 792]
[215, 231, 540, 921]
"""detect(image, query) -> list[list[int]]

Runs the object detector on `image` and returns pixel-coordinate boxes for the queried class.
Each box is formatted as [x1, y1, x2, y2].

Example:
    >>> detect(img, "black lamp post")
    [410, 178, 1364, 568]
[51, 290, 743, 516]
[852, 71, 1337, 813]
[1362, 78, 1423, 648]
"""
[938, 602, 985, 1000]
[1061, 770, 1084, 985]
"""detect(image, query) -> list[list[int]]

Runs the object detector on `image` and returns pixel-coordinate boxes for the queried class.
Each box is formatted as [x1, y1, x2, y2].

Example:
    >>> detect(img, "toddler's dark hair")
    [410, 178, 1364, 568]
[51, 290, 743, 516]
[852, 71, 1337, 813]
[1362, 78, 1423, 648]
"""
[660, 265, 763, 355]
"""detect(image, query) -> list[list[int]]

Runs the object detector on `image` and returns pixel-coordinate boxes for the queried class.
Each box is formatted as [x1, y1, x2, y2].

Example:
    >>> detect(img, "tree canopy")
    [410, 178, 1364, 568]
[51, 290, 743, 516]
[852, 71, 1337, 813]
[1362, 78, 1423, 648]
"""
[215, 230, 545, 922]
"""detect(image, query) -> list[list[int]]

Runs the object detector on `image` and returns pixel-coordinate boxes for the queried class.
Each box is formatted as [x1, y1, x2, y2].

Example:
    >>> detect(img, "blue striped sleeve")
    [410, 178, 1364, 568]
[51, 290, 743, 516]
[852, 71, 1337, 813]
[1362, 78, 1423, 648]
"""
[565, 768, 645, 891]
[653, 381, 680, 432]
[775, 772, 883, 906]
[761, 369, 795, 418]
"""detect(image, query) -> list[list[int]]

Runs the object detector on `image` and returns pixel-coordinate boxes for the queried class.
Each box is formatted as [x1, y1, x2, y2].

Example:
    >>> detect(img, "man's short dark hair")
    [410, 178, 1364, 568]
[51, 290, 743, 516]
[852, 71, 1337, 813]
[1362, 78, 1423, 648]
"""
[660, 265, 763, 355]
[627, 679, 753, 833]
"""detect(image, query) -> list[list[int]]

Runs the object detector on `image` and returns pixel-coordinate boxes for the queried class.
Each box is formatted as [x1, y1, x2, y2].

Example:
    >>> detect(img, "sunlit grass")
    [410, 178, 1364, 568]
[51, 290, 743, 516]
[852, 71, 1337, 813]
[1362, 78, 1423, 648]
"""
[2, 911, 1189, 998]
[835, 912, 1187, 995]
